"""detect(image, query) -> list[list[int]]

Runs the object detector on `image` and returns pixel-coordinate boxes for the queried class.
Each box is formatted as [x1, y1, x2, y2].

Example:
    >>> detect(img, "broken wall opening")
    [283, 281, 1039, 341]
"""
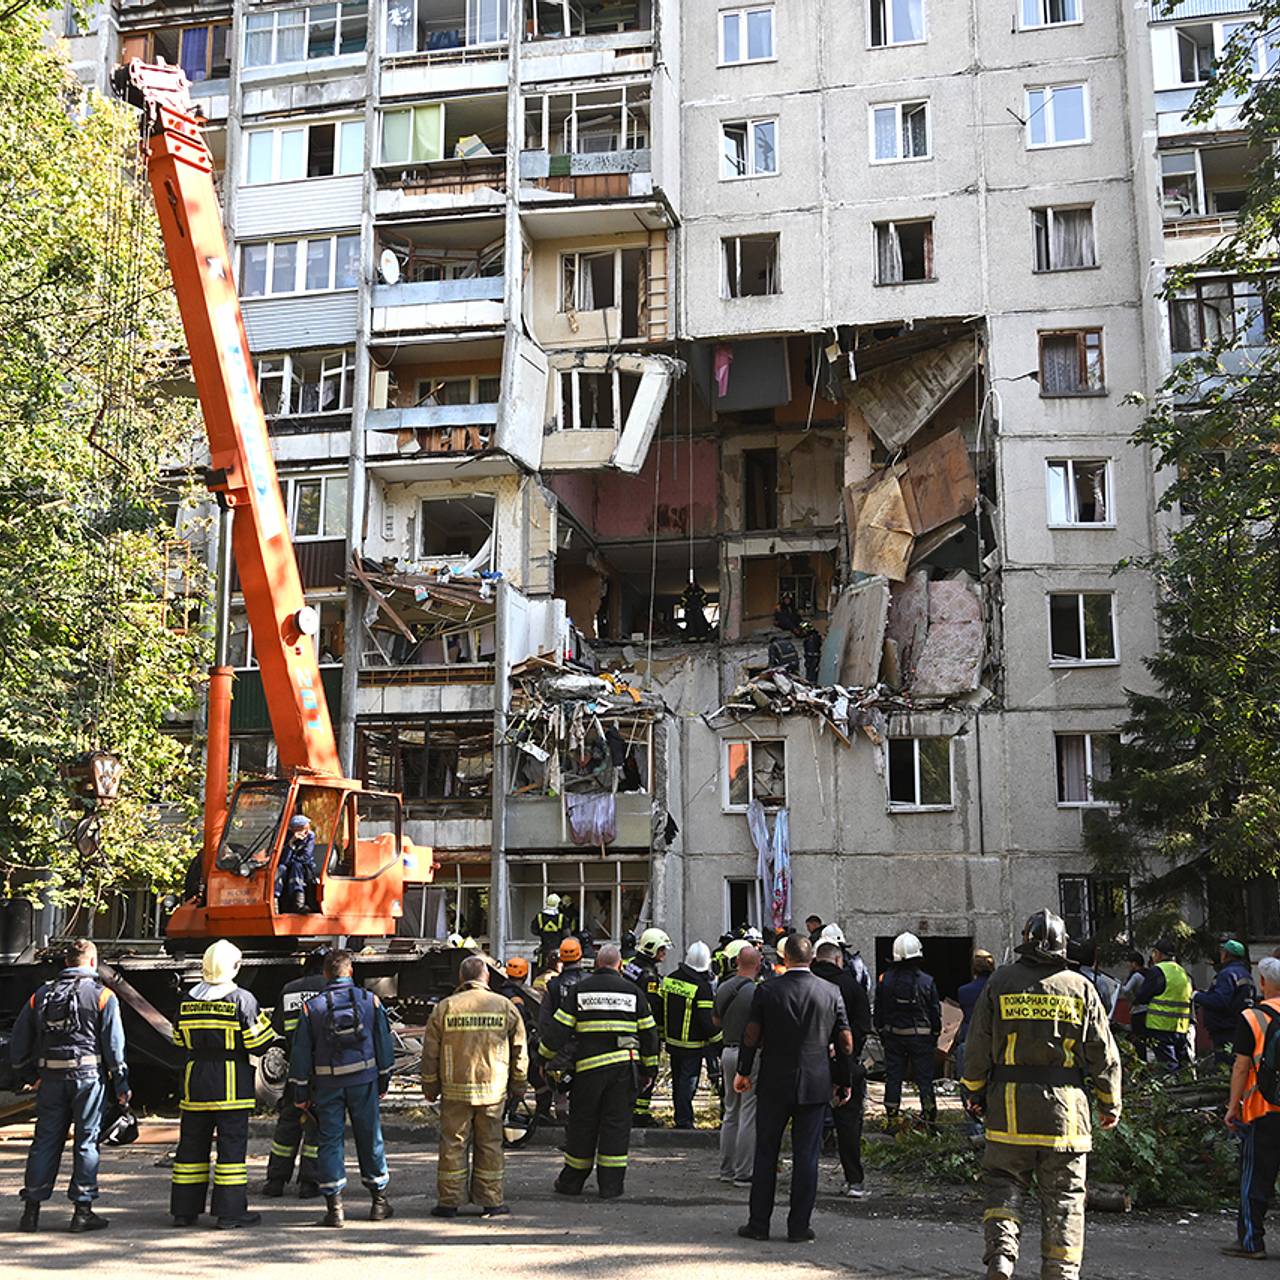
[357, 716, 494, 816]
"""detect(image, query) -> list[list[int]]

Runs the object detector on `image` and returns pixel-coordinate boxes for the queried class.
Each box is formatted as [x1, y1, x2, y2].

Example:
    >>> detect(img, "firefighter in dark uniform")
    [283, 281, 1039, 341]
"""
[10, 938, 130, 1233]
[960, 909, 1122, 1280]
[539, 943, 659, 1199]
[532, 894, 568, 969]
[623, 927, 670, 1125]
[261, 948, 328, 1198]
[170, 940, 275, 1229]
[660, 942, 722, 1130]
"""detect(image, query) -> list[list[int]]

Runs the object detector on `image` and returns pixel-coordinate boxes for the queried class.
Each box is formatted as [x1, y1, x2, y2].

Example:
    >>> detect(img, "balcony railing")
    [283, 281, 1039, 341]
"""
[375, 155, 506, 195]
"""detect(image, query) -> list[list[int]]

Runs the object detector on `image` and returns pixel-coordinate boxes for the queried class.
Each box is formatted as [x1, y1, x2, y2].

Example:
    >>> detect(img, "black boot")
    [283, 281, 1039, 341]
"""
[17, 1202, 39, 1233]
[369, 1190, 393, 1221]
[260, 1179, 286, 1198]
[319, 1194, 344, 1228]
[298, 1181, 320, 1199]
[69, 1204, 108, 1233]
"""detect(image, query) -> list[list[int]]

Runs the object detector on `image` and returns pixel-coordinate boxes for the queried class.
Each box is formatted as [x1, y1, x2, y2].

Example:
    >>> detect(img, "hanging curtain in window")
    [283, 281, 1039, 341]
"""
[1040, 337, 1079, 394]
[1052, 209, 1094, 268]
[578, 258, 594, 310]
[893, 0, 924, 41]
[386, 0, 415, 52]
[1058, 738, 1087, 802]
[874, 110, 897, 160]
[876, 225, 903, 283]
[1086, 468, 1107, 522]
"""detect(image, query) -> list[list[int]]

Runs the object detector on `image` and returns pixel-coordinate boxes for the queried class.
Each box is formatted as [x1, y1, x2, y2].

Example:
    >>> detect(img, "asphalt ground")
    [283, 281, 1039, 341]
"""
[0, 1124, 1251, 1279]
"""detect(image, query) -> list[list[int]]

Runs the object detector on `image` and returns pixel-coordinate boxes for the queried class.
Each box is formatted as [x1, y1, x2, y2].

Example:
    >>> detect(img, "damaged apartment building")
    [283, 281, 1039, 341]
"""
[56, 0, 1262, 992]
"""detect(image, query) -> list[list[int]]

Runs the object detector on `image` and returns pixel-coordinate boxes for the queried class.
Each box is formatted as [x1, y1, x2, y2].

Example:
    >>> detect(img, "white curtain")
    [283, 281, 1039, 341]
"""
[1052, 208, 1095, 268]
[1058, 737, 1087, 802]
[873, 108, 897, 160]
[386, 0, 415, 52]
[893, 0, 924, 41]
[1040, 335, 1079, 394]
[876, 224, 903, 284]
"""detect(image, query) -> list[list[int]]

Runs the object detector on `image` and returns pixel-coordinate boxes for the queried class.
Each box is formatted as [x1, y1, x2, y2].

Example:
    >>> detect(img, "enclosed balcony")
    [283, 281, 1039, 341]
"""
[1160, 139, 1265, 266]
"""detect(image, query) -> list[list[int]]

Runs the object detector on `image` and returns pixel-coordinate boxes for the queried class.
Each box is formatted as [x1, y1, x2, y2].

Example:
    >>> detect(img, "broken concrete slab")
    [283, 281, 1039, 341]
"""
[847, 340, 976, 451]
[899, 430, 978, 537]
[911, 577, 984, 698]
[846, 467, 914, 581]
[819, 576, 890, 689]
[885, 569, 930, 685]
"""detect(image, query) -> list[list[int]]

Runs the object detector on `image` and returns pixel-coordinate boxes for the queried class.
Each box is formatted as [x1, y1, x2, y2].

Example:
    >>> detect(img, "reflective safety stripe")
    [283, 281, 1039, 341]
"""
[270, 1142, 295, 1159]
[553, 1008, 577, 1028]
[576, 1050, 635, 1072]
[563, 1155, 594, 1171]
[578, 1020, 640, 1034]
[636, 1016, 656, 1031]
[179, 1098, 257, 1111]
[984, 1129, 1091, 1151]
[997, 993, 1085, 1025]
[666, 1037, 711, 1049]
[172, 1162, 210, 1185]
[243, 1013, 275, 1049]
[301, 1145, 318, 1159]
[982, 1208, 1022, 1224]
[960, 1077, 987, 1092]
[538, 1042, 557, 1060]
[38, 1054, 100, 1069]
[314, 1057, 377, 1076]
[1044, 1244, 1084, 1263]
[596, 1154, 628, 1168]
[640, 1055, 660, 1068]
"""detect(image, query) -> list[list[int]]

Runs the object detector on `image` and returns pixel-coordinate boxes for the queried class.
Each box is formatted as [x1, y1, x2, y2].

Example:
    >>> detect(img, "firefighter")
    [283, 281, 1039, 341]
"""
[170, 940, 275, 1229]
[532, 894, 567, 968]
[289, 948, 395, 1227]
[261, 948, 327, 1199]
[960, 909, 1122, 1280]
[538, 937, 587, 1036]
[540, 943, 659, 1199]
[660, 941, 722, 1130]
[623, 927, 671, 1125]
[421, 954, 528, 1218]
[10, 938, 129, 1233]
[875, 931, 942, 1128]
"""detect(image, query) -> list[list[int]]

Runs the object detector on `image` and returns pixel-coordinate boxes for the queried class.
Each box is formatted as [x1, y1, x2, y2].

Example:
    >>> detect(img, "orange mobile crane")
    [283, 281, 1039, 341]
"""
[119, 59, 434, 944]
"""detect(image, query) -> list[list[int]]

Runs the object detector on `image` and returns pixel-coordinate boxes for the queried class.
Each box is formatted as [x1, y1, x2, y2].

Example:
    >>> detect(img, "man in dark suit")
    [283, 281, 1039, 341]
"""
[733, 934, 854, 1243]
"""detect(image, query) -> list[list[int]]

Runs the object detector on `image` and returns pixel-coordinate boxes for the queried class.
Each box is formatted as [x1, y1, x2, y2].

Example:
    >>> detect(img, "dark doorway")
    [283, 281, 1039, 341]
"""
[874, 934, 974, 1003]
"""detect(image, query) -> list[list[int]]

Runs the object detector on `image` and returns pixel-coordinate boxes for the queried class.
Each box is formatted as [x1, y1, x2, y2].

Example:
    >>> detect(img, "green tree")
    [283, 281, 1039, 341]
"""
[1084, 4, 1280, 947]
[0, 11, 210, 924]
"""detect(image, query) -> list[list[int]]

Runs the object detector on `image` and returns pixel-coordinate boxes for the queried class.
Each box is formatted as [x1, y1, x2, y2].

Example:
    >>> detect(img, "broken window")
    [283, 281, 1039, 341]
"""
[743, 449, 778, 531]
[1168, 278, 1271, 352]
[869, 0, 925, 47]
[557, 368, 639, 430]
[1049, 592, 1116, 664]
[415, 375, 500, 406]
[721, 119, 778, 179]
[1026, 84, 1089, 148]
[385, 0, 508, 53]
[887, 737, 953, 810]
[419, 494, 495, 563]
[1021, 0, 1079, 27]
[1032, 206, 1096, 271]
[1038, 329, 1104, 395]
[380, 103, 445, 165]
[722, 235, 780, 298]
[1161, 152, 1201, 219]
[510, 860, 648, 945]
[720, 5, 774, 63]
[871, 101, 929, 163]
[243, 4, 367, 68]
[227, 602, 343, 667]
[724, 739, 786, 811]
[874, 219, 934, 284]
[1054, 732, 1117, 805]
[561, 251, 618, 312]
[230, 736, 274, 778]
[1046, 459, 1112, 526]
[525, 85, 650, 153]
[245, 120, 364, 184]
[257, 350, 356, 417]
[358, 718, 493, 814]
[1059, 874, 1131, 942]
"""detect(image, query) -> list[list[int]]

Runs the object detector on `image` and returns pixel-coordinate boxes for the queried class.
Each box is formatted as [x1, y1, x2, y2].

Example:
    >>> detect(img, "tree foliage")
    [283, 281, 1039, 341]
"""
[1084, 4, 1280, 946]
[0, 12, 210, 923]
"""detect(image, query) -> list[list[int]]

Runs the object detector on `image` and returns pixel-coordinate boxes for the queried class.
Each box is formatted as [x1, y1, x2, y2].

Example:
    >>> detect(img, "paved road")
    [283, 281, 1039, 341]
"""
[0, 1137, 1245, 1278]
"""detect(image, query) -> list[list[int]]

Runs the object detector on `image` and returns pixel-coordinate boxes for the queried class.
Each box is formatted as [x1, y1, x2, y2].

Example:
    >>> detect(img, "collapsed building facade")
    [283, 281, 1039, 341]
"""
[40, 0, 1268, 990]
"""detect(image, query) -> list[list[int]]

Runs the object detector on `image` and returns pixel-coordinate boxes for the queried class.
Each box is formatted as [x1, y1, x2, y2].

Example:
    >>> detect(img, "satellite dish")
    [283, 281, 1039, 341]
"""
[378, 249, 401, 285]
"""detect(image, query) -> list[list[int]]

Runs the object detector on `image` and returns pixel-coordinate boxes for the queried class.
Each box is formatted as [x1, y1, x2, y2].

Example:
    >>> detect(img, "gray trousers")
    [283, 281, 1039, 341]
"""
[719, 1045, 757, 1181]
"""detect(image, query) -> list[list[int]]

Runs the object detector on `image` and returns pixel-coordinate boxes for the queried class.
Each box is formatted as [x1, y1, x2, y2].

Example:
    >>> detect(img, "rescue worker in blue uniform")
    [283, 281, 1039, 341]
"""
[170, 939, 275, 1228]
[289, 948, 396, 1227]
[261, 948, 328, 1198]
[875, 931, 942, 1128]
[275, 814, 317, 914]
[10, 938, 130, 1233]
[1195, 938, 1256, 1063]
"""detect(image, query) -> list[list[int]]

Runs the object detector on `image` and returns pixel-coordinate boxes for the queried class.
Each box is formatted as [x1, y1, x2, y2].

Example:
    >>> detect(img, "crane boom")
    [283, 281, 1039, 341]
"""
[121, 59, 340, 778]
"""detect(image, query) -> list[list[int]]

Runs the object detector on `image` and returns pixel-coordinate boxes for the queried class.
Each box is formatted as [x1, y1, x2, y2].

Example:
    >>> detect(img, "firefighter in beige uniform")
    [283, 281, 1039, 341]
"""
[420, 955, 528, 1217]
[960, 910, 1122, 1280]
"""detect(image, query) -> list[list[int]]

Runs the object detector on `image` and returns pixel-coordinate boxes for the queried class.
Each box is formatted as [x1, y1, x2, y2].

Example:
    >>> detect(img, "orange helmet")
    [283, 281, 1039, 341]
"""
[505, 956, 530, 981]
[559, 937, 583, 963]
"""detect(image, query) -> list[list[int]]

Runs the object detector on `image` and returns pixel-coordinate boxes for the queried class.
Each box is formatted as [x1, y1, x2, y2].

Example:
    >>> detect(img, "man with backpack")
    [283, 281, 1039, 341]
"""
[875, 932, 942, 1129]
[10, 938, 130, 1233]
[1197, 939, 1256, 1065]
[1224, 955, 1280, 1259]
[289, 948, 396, 1227]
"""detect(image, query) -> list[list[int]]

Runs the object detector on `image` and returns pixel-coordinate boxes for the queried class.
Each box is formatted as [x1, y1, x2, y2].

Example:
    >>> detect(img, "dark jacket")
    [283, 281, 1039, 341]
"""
[275, 831, 317, 897]
[660, 963, 721, 1052]
[10, 966, 128, 1090]
[738, 968, 853, 1105]
[1195, 959, 1256, 1039]
[172, 982, 274, 1111]
[271, 973, 327, 1043]
[875, 962, 942, 1038]
[539, 968, 660, 1076]
[956, 973, 990, 1048]
[289, 977, 395, 1101]
[537, 963, 585, 1042]
[811, 958, 872, 1054]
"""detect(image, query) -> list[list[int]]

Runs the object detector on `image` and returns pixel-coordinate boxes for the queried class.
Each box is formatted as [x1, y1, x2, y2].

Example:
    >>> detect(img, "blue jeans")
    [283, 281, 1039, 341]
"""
[669, 1050, 703, 1129]
[22, 1074, 106, 1203]
[313, 1081, 388, 1196]
[1150, 1028, 1190, 1073]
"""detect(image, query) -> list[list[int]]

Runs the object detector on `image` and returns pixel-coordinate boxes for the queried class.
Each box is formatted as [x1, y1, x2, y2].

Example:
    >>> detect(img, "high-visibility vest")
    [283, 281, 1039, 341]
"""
[1241, 999, 1280, 1125]
[1146, 961, 1192, 1034]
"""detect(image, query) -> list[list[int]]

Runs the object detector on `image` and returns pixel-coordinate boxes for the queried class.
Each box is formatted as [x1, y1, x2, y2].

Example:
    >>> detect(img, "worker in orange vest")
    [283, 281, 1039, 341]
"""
[1225, 955, 1280, 1259]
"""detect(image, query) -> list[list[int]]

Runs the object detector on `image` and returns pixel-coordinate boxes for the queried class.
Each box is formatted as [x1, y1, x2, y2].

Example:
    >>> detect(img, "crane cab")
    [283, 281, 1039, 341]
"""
[167, 775, 433, 940]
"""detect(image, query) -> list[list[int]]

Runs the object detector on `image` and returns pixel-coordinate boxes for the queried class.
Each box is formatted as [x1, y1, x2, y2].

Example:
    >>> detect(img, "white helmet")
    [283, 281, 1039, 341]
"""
[685, 941, 712, 973]
[743, 926, 764, 943]
[545, 893, 561, 911]
[892, 931, 923, 962]
[202, 939, 242, 985]
[819, 923, 846, 946]
[637, 927, 672, 958]
[724, 938, 752, 963]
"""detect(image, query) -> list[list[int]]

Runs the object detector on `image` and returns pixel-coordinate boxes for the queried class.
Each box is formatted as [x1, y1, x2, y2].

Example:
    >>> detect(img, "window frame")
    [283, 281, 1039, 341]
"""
[242, 3, 368, 69]
[886, 736, 955, 813]
[378, 103, 447, 166]
[1059, 873, 1132, 941]
[873, 217, 936, 286]
[1047, 591, 1119, 666]
[721, 737, 787, 813]
[1031, 204, 1097, 272]
[1019, 0, 1083, 31]
[1167, 276, 1274, 353]
[243, 119, 365, 186]
[556, 368, 624, 431]
[415, 374, 501, 407]
[1045, 458, 1115, 528]
[1025, 82, 1091, 149]
[721, 232, 782, 299]
[559, 249, 624, 313]
[868, 0, 928, 48]
[718, 5, 776, 66]
[1037, 328, 1105, 397]
[256, 349, 357, 417]
[1054, 731, 1119, 807]
[284, 472, 349, 542]
[868, 100, 931, 165]
[239, 234, 362, 299]
[720, 117, 780, 180]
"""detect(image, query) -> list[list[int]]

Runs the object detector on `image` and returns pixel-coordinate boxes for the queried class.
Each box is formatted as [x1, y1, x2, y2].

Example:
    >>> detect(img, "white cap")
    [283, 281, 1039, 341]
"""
[819, 923, 846, 946]
[202, 939, 242, 985]
[892, 931, 923, 962]
[685, 941, 712, 972]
